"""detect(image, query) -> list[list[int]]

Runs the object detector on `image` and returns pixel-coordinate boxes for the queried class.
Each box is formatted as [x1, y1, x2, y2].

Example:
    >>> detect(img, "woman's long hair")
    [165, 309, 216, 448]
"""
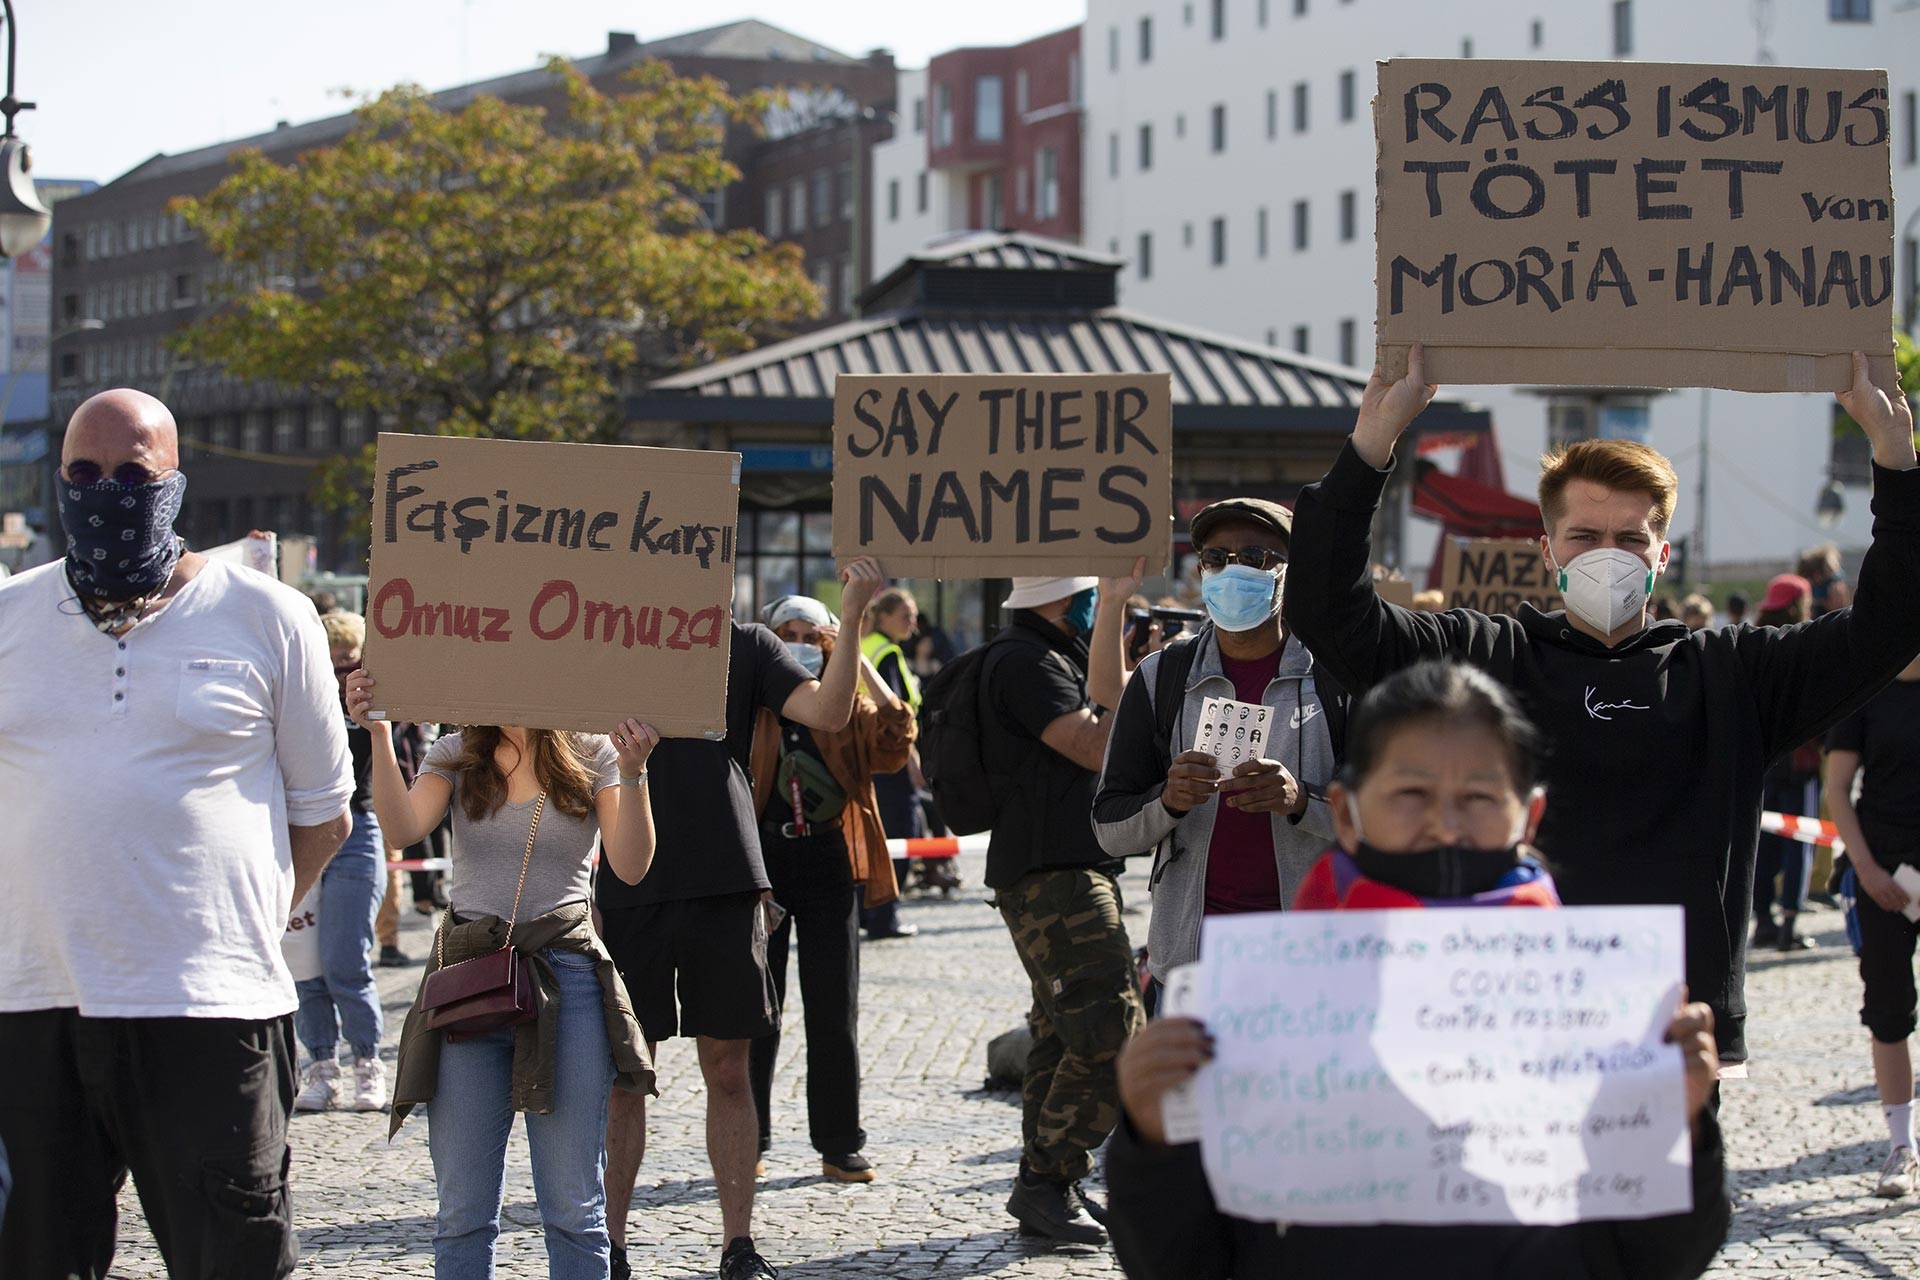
[450, 727, 597, 822]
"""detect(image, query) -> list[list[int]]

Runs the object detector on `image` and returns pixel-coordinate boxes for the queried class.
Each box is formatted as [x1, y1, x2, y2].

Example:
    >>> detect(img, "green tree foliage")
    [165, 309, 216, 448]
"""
[175, 60, 821, 521]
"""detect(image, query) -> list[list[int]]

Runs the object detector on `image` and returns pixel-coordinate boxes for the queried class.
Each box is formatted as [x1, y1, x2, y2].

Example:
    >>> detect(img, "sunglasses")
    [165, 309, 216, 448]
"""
[64, 459, 174, 487]
[1198, 545, 1288, 573]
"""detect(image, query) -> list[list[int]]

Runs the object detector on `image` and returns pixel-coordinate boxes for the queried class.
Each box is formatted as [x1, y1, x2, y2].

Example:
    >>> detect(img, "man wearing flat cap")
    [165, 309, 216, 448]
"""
[979, 575, 1143, 1246]
[1093, 497, 1341, 1007]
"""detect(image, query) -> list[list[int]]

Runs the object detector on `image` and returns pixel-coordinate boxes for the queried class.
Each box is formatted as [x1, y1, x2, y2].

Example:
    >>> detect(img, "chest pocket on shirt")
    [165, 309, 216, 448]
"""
[176, 658, 267, 734]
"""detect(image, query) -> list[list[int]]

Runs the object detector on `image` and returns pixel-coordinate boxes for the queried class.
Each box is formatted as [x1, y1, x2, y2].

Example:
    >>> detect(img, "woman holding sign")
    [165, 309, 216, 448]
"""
[1107, 661, 1730, 1279]
[343, 668, 658, 1280]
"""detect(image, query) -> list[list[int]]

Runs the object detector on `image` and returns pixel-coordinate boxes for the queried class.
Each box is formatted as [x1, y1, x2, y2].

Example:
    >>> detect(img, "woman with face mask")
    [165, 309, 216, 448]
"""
[744, 595, 916, 1183]
[1104, 661, 1731, 1280]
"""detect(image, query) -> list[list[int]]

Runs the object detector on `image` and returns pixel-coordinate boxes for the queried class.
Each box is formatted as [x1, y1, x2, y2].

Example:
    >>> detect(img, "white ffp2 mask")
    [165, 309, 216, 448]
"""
[1553, 547, 1655, 635]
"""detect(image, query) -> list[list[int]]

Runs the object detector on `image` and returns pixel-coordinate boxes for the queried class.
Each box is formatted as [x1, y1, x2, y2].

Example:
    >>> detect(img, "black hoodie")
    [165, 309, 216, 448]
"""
[1283, 441, 1920, 1062]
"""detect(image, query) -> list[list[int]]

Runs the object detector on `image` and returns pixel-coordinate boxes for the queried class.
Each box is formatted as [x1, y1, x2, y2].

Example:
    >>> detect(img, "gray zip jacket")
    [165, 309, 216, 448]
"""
[1091, 631, 1337, 980]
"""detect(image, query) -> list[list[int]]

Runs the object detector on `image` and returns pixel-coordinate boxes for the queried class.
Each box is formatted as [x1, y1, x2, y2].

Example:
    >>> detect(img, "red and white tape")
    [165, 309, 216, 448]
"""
[1759, 811, 1843, 850]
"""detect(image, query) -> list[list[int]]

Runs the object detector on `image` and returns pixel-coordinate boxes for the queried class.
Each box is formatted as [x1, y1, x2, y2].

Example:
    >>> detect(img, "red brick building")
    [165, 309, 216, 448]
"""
[925, 27, 1082, 241]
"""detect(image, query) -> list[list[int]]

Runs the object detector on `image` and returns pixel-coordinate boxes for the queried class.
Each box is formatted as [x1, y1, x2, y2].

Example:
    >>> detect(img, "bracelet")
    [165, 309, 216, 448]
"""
[618, 770, 648, 787]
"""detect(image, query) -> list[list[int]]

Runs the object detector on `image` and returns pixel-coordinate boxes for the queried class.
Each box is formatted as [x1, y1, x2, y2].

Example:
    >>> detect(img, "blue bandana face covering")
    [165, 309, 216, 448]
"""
[1200, 563, 1281, 632]
[59, 471, 188, 600]
[1063, 586, 1098, 636]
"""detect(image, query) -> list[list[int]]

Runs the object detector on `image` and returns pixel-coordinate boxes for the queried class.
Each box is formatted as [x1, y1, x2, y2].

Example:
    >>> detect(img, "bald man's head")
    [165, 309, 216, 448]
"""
[63, 389, 179, 482]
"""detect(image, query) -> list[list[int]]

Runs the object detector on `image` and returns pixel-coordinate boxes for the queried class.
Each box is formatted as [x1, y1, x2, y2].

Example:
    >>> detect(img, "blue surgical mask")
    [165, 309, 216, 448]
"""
[1063, 587, 1098, 636]
[1200, 563, 1281, 632]
[58, 471, 188, 601]
[784, 641, 825, 676]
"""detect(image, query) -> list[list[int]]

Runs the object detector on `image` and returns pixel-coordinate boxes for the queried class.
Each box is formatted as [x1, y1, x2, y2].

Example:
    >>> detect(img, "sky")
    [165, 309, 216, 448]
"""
[28, 0, 1086, 186]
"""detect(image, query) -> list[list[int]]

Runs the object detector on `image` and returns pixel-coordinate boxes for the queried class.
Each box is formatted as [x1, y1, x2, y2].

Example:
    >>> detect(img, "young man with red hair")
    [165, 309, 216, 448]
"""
[1283, 346, 1920, 1070]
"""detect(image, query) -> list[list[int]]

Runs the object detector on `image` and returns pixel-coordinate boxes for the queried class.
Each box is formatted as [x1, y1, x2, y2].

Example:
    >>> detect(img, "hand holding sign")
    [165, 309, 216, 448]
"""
[610, 719, 660, 777]
[1117, 1014, 1215, 1147]
[1354, 342, 1440, 468]
[1836, 351, 1919, 470]
[1218, 757, 1307, 816]
[839, 554, 887, 618]
[1164, 750, 1223, 816]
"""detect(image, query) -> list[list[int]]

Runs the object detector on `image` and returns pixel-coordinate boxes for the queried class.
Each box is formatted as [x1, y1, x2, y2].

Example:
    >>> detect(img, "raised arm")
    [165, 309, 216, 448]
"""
[781, 557, 885, 733]
[343, 670, 453, 850]
[1088, 557, 1147, 713]
[596, 720, 658, 885]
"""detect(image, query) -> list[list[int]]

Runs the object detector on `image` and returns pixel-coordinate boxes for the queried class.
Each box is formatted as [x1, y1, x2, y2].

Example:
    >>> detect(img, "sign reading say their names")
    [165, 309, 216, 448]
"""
[1436, 537, 1565, 617]
[1376, 59, 1896, 392]
[365, 433, 739, 738]
[1193, 906, 1689, 1226]
[832, 373, 1173, 577]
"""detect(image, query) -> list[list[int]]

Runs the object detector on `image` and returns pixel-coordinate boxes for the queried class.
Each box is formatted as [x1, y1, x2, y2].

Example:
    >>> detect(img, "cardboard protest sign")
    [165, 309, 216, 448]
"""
[364, 433, 739, 738]
[832, 373, 1173, 577]
[1376, 59, 1896, 392]
[1437, 537, 1565, 616]
[1193, 906, 1690, 1226]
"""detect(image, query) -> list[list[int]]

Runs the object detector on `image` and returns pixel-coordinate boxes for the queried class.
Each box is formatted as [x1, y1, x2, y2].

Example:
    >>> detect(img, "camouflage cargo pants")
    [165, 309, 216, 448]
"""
[997, 867, 1144, 1183]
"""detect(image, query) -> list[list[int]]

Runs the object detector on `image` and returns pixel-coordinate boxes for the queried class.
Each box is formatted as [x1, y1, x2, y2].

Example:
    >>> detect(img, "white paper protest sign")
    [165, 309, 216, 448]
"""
[1192, 905, 1689, 1226]
[1193, 697, 1273, 778]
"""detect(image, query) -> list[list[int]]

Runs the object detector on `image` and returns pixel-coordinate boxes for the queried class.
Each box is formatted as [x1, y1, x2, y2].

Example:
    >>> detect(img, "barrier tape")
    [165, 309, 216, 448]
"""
[884, 834, 992, 860]
[1760, 811, 1844, 851]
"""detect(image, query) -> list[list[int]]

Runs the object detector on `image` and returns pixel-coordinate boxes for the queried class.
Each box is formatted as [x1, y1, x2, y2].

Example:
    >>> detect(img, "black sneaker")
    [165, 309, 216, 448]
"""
[1006, 1171, 1106, 1245]
[719, 1236, 777, 1279]
[378, 944, 410, 968]
[822, 1151, 875, 1183]
[610, 1242, 631, 1280]
[1073, 1182, 1110, 1226]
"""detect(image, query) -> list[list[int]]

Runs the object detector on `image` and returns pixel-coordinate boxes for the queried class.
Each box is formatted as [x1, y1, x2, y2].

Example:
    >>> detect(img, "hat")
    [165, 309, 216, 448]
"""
[1003, 576, 1099, 610]
[1190, 497, 1293, 549]
[762, 595, 838, 630]
[1759, 574, 1811, 613]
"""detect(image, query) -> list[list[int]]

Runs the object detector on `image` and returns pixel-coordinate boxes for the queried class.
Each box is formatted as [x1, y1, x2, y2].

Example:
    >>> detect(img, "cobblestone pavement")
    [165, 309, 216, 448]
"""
[105, 864, 1920, 1277]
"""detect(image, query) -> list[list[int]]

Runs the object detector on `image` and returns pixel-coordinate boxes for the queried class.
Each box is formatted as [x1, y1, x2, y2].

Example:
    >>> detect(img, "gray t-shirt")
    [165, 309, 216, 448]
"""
[423, 732, 621, 921]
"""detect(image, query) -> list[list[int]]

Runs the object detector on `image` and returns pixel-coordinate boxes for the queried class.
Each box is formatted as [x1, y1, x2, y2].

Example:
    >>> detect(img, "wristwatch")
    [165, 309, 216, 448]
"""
[618, 770, 648, 787]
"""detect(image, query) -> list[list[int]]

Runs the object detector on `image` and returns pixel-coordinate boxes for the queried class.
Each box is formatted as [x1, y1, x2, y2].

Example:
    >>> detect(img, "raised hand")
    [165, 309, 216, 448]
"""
[1836, 350, 1917, 471]
[839, 555, 886, 616]
[610, 718, 660, 777]
[1353, 342, 1441, 468]
[342, 669, 388, 736]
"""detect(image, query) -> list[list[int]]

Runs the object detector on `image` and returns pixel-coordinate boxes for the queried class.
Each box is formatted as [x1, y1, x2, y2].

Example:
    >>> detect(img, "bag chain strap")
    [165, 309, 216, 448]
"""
[434, 791, 546, 971]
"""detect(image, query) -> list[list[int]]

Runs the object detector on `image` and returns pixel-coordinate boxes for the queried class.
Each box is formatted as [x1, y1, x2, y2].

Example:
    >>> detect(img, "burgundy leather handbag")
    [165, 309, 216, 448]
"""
[421, 793, 544, 1043]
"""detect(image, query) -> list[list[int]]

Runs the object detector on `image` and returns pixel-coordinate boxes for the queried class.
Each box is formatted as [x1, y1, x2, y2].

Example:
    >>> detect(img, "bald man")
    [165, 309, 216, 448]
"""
[0, 390, 353, 1279]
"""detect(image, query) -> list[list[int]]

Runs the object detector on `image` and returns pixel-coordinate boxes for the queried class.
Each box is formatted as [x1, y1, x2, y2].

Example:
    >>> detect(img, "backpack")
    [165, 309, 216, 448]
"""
[917, 630, 1037, 835]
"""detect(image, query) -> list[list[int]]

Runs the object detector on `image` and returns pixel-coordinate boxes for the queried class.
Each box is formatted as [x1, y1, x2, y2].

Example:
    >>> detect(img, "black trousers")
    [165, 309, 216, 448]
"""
[0, 1009, 299, 1280]
[749, 826, 866, 1157]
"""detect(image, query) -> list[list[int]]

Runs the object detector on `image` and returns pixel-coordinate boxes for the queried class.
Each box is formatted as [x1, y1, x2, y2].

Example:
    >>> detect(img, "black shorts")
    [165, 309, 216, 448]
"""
[1856, 880, 1920, 1044]
[0, 1010, 299, 1280]
[601, 891, 778, 1043]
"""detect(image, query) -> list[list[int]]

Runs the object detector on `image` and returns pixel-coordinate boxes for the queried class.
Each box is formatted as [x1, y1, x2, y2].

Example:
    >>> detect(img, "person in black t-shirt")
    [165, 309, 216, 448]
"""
[1827, 653, 1920, 1199]
[980, 576, 1145, 1247]
[597, 558, 886, 1280]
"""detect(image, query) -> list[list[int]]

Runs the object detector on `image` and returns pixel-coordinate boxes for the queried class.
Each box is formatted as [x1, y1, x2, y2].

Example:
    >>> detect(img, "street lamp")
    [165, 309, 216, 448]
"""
[0, 0, 50, 259]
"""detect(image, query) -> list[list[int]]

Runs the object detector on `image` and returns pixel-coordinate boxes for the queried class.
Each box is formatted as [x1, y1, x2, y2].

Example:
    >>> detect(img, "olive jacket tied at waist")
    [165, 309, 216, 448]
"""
[389, 901, 655, 1138]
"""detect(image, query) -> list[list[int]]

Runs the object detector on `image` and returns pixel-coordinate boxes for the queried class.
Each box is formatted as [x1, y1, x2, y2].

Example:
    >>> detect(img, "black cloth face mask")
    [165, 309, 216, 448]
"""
[1350, 841, 1524, 900]
[58, 471, 187, 601]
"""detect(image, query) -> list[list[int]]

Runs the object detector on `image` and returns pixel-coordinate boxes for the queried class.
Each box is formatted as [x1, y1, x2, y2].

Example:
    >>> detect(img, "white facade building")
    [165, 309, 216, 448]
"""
[1081, 0, 1920, 574]
[872, 66, 967, 282]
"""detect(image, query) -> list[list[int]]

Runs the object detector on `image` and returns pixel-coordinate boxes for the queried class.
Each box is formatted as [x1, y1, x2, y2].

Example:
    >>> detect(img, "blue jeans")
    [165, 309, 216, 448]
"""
[426, 948, 615, 1280]
[294, 808, 384, 1061]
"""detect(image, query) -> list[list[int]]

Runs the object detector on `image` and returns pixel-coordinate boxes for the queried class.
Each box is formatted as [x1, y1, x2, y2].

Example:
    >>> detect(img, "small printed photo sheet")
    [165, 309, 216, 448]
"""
[1194, 696, 1273, 778]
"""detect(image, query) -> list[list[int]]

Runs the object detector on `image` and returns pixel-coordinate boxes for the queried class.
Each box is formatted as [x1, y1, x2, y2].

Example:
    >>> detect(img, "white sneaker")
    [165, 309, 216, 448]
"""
[1875, 1145, 1918, 1198]
[351, 1057, 388, 1112]
[294, 1058, 339, 1112]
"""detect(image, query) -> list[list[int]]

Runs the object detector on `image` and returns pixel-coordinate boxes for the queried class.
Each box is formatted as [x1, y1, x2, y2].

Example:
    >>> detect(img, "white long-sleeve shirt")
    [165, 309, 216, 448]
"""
[0, 557, 353, 1019]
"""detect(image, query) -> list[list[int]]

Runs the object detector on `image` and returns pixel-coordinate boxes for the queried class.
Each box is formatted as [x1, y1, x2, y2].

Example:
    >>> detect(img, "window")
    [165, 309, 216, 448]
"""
[1037, 148, 1060, 219]
[839, 258, 855, 316]
[1139, 123, 1154, 171]
[157, 214, 170, 246]
[1266, 329, 1277, 347]
[1294, 0, 1307, 14]
[1292, 325, 1309, 354]
[1828, 0, 1871, 19]
[983, 174, 1004, 228]
[1293, 82, 1309, 133]
[811, 259, 831, 300]
[306, 410, 333, 453]
[1016, 70, 1029, 117]
[1175, 113, 1186, 138]
[1339, 319, 1357, 367]
[1139, 16, 1153, 63]
[1612, 1, 1632, 56]
[1211, 104, 1227, 153]
[913, 97, 925, 133]
[1339, 189, 1357, 241]
[242, 412, 267, 454]
[839, 162, 854, 221]
[1259, 0, 1270, 26]
[1015, 169, 1029, 215]
[1183, 222, 1194, 248]
[1109, 25, 1120, 71]
[1461, 36, 1474, 58]
[1069, 53, 1081, 105]
[935, 83, 954, 147]
[62, 292, 78, 322]
[341, 411, 367, 451]
[975, 75, 1003, 142]
[1184, 2, 1194, 25]
[1267, 90, 1279, 139]
[766, 189, 783, 238]
[1904, 91, 1916, 166]
[1340, 70, 1357, 122]
[1109, 131, 1120, 178]
[58, 351, 78, 383]
[85, 224, 98, 260]
[790, 179, 807, 231]
[887, 179, 900, 222]
[1138, 231, 1153, 280]
[917, 171, 929, 214]
[272, 408, 299, 455]
[1531, 18, 1544, 48]
[1210, 217, 1226, 266]
[1292, 198, 1309, 250]
[1211, 0, 1226, 40]
[813, 171, 832, 228]
[1257, 207, 1269, 258]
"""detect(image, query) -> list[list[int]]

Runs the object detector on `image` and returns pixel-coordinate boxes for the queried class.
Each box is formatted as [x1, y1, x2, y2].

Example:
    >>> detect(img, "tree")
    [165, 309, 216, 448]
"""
[175, 60, 821, 518]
